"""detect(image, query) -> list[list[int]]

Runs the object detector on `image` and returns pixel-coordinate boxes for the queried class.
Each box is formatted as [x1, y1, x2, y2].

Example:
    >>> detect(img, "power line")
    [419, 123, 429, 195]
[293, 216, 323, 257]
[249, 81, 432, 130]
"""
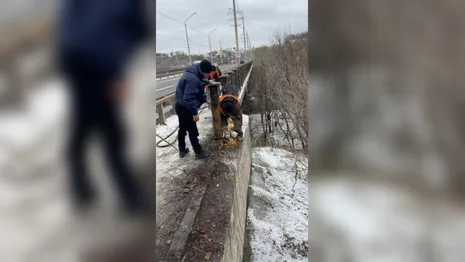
[186, 24, 207, 36]
[157, 10, 208, 40]
[156, 11, 183, 24]
[157, 10, 207, 36]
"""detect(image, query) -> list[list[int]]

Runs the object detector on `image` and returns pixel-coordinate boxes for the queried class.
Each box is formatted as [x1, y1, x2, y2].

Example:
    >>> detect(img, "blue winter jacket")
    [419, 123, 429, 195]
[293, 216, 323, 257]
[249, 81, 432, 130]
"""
[174, 64, 207, 116]
[57, 0, 149, 79]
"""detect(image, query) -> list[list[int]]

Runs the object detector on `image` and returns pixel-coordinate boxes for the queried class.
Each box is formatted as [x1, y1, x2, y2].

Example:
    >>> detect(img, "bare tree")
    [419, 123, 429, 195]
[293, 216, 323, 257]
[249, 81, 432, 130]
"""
[248, 29, 308, 151]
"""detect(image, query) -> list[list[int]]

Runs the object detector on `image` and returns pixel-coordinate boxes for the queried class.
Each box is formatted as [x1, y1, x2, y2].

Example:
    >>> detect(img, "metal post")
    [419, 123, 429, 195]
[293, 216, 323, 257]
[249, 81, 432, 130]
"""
[184, 12, 197, 64]
[219, 37, 226, 65]
[185, 23, 192, 64]
[220, 48, 223, 65]
[208, 29, 217, 63]
[209, 83, 223, 139]
[232, 69, 239, 96]
[156, 103, 166, 125]
[209, 35, 212, 63]
[237, 67, 241, 89]
[231, 70, 236, 95]
[232, 0, 240, 63]
[241, 15, 247, 60]
[239, 67, 243, 88]
[246, 30, 251, 60]
[219, 76, 228, 95]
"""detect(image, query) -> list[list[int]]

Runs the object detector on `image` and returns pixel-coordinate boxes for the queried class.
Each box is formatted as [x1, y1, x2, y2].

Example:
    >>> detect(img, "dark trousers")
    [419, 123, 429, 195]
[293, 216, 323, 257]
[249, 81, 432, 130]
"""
[175, 103, 202, 153]
[61, 53, 143, 207]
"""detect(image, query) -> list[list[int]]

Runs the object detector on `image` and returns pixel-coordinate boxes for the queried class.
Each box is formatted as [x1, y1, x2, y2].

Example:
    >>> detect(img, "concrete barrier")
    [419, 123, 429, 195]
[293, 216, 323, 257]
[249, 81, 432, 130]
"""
[221, 116, 252, 262]
[181, 115, 252, 261]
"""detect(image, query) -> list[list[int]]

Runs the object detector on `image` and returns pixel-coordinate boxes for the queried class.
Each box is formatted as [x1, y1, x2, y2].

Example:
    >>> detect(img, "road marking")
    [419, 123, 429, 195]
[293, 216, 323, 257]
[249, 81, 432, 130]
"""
[157, 77, 181, 84]
[156, 85, 174, 92]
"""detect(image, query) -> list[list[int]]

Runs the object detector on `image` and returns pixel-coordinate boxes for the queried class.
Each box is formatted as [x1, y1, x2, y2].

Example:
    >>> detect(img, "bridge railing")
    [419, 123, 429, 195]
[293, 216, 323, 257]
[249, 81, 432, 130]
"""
[155, 61, 253, 126]
[210, 61, 253, 138]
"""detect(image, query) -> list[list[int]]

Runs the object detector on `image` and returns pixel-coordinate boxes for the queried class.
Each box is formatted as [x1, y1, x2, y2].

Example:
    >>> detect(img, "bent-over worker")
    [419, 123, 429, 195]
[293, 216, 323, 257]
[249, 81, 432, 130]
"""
[219, 94, 243, 138]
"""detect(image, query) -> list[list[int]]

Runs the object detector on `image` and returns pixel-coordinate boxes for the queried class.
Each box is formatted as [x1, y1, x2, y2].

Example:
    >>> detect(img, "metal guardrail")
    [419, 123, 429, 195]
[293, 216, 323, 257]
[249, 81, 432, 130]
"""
[155, 61, 253, 125]
[155, 93, 175, 125]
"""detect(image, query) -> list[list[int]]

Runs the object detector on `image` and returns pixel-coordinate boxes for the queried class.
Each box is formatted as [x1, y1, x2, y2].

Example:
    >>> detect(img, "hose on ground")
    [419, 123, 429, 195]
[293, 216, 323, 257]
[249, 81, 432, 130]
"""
[156, 103, 211, 150]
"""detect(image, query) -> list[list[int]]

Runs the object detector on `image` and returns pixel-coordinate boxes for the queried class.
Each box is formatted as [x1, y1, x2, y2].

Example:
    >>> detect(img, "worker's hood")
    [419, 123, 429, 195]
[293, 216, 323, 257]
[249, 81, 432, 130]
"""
[185, 63, 204, 80]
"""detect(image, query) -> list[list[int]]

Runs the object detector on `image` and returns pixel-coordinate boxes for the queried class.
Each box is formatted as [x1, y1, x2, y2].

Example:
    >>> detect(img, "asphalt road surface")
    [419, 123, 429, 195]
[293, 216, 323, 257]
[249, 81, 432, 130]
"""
[155, 64, 238, 100]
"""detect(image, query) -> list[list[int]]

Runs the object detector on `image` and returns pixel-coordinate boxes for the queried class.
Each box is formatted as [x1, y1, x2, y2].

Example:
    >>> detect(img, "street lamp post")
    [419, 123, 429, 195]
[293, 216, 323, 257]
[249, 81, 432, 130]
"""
[231, 1, 240, 63]
[184, 12, 197, 64]
[219, 36, 227, 65]
[208, 28, 217, 63]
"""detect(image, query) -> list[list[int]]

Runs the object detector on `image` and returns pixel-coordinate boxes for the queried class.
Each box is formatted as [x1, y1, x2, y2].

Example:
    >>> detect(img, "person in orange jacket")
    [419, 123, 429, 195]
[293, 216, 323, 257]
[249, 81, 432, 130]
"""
[219, 94, 243, 138]
[208, 65, 222, 81]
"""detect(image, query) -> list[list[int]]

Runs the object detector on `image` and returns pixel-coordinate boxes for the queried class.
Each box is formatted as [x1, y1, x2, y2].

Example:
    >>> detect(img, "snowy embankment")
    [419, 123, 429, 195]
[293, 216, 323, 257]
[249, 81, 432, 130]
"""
[246, 113, 308, 262]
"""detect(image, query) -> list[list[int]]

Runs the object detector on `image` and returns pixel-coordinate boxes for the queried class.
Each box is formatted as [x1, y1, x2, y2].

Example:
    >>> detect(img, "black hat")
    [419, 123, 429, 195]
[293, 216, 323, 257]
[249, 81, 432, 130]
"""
[199, 60, 212, 73]
[222, 100, 234, 115]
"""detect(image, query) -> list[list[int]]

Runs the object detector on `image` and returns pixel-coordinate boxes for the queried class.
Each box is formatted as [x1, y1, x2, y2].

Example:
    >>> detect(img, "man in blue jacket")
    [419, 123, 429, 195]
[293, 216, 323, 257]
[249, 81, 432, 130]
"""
[174, 60, 212, 159]
[57, 0, 153, 214]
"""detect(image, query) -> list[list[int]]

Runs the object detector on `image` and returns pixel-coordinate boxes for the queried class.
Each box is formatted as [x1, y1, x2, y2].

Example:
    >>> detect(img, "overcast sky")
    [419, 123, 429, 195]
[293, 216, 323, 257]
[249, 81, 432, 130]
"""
[156, 0, 308, 54]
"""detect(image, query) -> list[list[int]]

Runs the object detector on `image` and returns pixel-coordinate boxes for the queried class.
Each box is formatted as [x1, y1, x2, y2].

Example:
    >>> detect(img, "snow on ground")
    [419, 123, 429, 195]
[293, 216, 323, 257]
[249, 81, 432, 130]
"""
[307, 177, 465, 262]
[155, 104, 212, 161]
[155, 106, 213, 220]
[247, 147, 308, 262]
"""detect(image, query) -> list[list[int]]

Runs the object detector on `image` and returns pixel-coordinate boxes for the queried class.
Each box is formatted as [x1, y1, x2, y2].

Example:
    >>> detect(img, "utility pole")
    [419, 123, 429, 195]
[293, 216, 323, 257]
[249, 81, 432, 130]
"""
[208, 29, 217, 63]
[219, 36, 227, 65]
[208, 37, 212, 63]
[246, 30, 248, 59]
[232, 0, 240, 63]
[184, 12, 197, 64]
[246, 30, 250, 59]
[241, 15, 247, 60]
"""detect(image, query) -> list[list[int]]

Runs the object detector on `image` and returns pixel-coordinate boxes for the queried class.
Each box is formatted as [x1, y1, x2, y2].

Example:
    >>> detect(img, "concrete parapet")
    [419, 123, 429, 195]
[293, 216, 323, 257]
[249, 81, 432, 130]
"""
[181, 115, 251, 261]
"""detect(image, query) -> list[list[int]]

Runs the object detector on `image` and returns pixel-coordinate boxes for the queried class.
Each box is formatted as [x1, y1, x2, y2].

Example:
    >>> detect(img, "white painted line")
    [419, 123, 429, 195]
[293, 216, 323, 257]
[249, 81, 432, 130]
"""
[157, 85, 174, 92]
